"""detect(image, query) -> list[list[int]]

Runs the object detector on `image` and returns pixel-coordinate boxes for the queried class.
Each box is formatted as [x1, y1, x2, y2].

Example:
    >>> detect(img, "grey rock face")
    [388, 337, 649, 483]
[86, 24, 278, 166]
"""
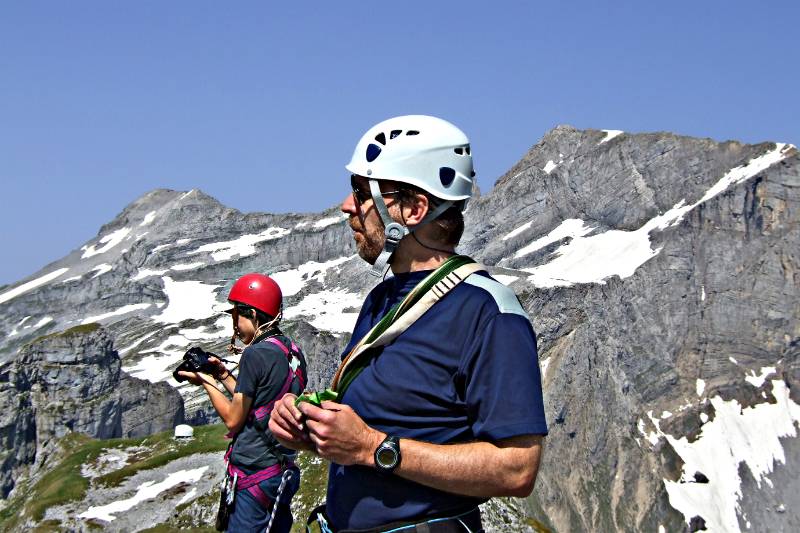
[0, 126, 797, 532]
[460, 127, 799, 532]
[0, 325, 183, 497]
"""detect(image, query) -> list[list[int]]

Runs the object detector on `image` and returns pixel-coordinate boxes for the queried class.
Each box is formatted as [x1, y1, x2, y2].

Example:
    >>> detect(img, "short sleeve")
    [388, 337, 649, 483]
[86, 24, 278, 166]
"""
[234, 345, 262, 398]
[462, 313, 548, 440]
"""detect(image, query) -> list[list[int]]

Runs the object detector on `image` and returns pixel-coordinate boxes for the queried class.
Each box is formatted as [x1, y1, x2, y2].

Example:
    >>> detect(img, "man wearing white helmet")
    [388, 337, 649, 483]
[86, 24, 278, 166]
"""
[270, 115, 547, 532]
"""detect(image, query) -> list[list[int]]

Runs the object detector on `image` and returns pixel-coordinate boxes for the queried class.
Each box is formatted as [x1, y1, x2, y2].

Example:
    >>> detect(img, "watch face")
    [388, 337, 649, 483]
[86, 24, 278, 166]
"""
[376, 445, 398, 468]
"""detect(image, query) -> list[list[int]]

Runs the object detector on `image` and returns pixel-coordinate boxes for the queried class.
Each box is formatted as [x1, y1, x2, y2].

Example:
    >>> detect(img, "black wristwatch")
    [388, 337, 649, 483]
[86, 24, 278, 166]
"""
[374, 435, 401, 474]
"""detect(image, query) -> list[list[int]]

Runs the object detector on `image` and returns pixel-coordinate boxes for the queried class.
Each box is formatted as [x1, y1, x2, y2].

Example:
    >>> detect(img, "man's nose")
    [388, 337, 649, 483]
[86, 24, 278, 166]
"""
[341, 192, 357, 214]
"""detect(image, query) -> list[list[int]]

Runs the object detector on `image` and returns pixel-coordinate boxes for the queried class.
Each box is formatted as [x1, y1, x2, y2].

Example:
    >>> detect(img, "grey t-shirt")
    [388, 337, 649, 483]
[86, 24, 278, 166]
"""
[231, 335, 306, 470]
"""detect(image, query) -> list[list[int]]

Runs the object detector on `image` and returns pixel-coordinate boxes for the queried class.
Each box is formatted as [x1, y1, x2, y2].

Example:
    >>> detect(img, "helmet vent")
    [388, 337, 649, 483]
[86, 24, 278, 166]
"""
[439, 167, 456, 187]
[366, 143, 382, 162]
[406, 130, 420, 136]
[465, 145, 471, 155]
[374, 132, 386, 145]
[454, 147, 464, 155]
[390, 129, 402, 139]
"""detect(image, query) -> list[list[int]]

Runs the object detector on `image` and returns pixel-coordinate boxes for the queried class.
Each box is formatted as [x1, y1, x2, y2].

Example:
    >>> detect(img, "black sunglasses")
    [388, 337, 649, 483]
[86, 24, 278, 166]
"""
[225, 303, 251, 316]
[350, 175, 402, 206]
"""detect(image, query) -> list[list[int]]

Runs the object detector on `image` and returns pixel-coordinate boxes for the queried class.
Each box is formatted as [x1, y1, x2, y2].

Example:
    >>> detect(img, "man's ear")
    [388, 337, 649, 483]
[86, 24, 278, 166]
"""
[402, 192, 429, 226]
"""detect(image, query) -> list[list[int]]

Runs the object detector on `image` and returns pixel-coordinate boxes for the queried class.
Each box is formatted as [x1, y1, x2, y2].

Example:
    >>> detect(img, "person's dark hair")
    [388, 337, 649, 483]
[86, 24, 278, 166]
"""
[255, 310, 275, 326]
[397, 185, 464, 246]
[237, 304, 275, 327]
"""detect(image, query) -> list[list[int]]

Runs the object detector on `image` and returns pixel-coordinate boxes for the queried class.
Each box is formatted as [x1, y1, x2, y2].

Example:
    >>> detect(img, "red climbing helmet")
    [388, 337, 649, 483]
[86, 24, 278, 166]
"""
[226, 273, 282, 318]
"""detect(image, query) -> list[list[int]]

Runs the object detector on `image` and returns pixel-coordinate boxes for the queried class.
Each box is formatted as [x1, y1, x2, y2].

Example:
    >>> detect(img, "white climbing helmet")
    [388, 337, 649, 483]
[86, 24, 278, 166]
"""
[345, 115, 474, 202]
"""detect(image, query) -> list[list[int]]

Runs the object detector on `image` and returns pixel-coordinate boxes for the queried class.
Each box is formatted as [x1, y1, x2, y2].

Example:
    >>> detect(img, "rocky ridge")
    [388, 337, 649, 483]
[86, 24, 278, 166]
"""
[0, 125, 797, 531]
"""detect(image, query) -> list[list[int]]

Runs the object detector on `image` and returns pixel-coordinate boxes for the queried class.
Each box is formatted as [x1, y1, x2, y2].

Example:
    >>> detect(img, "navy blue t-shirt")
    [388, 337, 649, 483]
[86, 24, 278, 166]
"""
[326, 269, 548, 529]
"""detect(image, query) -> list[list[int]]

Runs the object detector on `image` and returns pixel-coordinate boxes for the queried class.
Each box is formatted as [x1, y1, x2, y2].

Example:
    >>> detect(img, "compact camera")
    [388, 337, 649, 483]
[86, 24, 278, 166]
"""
[173, 347, 219, 382]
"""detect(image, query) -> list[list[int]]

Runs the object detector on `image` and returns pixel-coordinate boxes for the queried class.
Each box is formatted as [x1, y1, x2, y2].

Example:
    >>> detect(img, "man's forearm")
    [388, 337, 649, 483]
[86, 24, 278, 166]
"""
[391, 435, 543, 499]
[301, 401, 544, 499]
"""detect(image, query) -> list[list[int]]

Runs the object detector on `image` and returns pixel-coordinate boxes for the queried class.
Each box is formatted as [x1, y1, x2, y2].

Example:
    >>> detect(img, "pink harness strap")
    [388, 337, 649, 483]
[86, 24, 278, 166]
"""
[223, 335, 304, 504]
[247, 483, 273, 508]
[224, 447, 294, 491]
[263, 337, 306, 390]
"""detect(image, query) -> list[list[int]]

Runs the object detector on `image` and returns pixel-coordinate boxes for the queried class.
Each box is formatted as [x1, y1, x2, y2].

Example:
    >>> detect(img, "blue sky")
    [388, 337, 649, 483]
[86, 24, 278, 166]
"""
[1, 1, 797, 286]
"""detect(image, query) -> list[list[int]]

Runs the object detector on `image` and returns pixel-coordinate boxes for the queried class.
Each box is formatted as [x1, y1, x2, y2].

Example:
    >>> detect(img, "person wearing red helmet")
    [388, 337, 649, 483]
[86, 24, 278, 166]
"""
[178, 272, 308, 533]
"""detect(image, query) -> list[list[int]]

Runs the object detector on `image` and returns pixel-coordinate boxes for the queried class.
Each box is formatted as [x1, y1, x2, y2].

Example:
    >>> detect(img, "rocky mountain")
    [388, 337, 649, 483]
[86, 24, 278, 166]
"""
[0, 125, 797, 532]
[0, 323, 183, 499]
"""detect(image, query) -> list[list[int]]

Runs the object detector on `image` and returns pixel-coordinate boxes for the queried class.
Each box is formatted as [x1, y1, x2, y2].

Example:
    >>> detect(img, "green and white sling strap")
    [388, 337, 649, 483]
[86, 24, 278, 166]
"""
[296, 255, 484, 405]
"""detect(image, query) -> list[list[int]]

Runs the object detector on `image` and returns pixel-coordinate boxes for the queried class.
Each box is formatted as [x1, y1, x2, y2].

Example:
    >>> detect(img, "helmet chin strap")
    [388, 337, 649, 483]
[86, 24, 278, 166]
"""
[367, 179, 454, 277]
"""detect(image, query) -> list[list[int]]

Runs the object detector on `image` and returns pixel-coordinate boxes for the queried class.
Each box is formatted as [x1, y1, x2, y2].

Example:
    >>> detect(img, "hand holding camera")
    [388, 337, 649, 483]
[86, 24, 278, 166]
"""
[173, 347, 232, 384]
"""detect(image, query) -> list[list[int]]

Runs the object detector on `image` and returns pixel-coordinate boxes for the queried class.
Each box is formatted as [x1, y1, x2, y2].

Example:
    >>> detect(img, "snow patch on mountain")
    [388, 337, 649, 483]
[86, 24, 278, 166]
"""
[516, 144, 792, 288]
[151, 238, 193, 255]
[599, 129, 624, 144]
[283, 289, 362, 332]
[127, 336, 195, 382]
[126, 353, 183, 383]
[0, 267, 70, 305]
[7, 316, 30, 336]
[493, 274, 518, 286]
[118, 330, 160, 354]
[696, 379, 706, 396]
[152, 277, 223, 324]
[745, 366, 777, 388]
[30, 316, 53, 329]
[656, 379, 800, 532]
[82, 228, 131, 258]
[90, 263, 113, 278]
[127, 318, 233, 382]
[79, 466, 208, 522]
[543, 160, 558, 174]
[179, 323, 227, 341]
[271, 256, 355, 297]
[502, 221, 533, 242]
[140, 211, 157, 226]
[170, 262, 205, 271]
[512, 219, 594, 260]
[133, 269, 168, 281]
[521, 219, 658, 287]
[177, 487, 198, 506]
[121, 312, 230, 382]
[186, 227, 290, 262]
[81, 303, 153, 325]
[314, 214, 347, 229]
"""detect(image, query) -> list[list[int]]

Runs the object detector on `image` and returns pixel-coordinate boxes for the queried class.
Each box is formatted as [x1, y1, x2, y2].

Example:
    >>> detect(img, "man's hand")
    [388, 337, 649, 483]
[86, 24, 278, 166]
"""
[298, 400, 384, 466]
[269, 393, 315, 452]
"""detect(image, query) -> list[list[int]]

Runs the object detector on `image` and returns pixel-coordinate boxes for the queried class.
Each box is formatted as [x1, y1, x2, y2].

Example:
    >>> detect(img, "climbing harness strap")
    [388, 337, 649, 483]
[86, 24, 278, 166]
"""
[250, 336, 306, 421]
[306, 506, 482, 533]
[297, 256, 483, 407]
[333, 255, 483, 396]
[224, 448, 289, 490]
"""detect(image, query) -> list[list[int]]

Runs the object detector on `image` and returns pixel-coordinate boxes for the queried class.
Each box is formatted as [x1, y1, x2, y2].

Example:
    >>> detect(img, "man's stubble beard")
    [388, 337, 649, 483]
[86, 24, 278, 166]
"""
[350, 217, 385, 265]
